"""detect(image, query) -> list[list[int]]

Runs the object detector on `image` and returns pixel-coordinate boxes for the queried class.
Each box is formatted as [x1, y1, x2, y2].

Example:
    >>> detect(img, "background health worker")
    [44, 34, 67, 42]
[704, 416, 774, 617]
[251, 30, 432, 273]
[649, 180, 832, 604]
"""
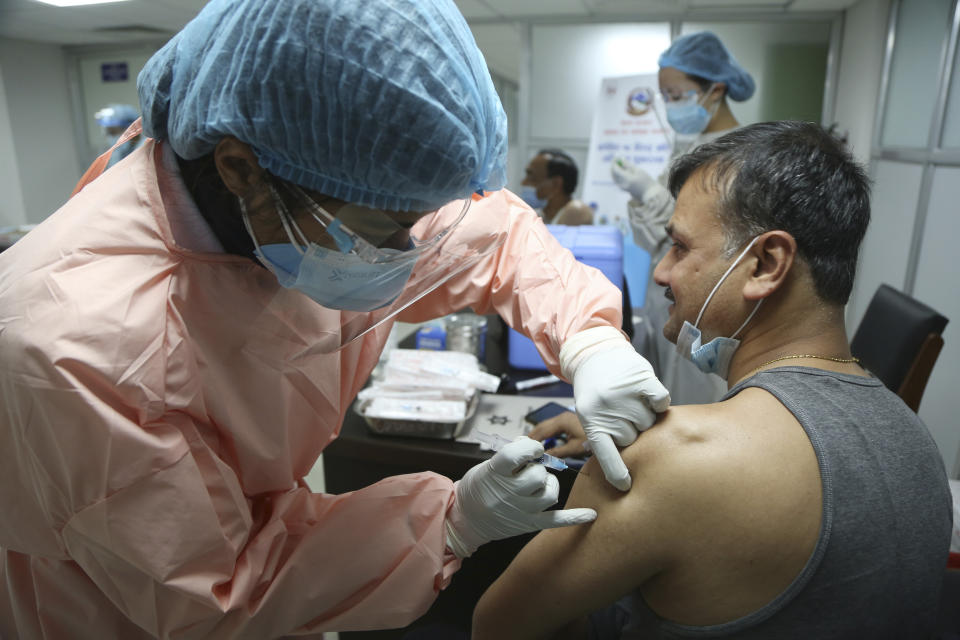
[0, 0, 670, 638]
[612, 31, 755, 406]
[94, 103, 142, 168]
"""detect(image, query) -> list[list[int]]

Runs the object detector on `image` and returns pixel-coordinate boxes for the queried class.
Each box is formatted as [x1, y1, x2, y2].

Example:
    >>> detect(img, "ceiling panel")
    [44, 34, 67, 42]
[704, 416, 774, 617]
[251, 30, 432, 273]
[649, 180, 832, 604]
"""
[0, 0, 196, 45]
[482, 0, 589, 17]
[585, 0, 691, 15]
[0, 0, 855, 47]
[452, 0, 502, 19]
[790, 0, 860, 9]
[689, 0, 791, 6]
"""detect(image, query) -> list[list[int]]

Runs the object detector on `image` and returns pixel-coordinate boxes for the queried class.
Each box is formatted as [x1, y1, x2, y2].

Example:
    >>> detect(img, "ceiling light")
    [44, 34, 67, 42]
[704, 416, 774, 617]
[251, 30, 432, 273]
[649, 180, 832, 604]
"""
[33, 0, 133, 7]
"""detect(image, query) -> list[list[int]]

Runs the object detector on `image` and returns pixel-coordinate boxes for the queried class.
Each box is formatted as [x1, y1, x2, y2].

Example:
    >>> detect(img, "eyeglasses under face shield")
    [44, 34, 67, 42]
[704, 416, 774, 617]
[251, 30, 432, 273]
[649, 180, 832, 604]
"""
[241, 178, 506, 353]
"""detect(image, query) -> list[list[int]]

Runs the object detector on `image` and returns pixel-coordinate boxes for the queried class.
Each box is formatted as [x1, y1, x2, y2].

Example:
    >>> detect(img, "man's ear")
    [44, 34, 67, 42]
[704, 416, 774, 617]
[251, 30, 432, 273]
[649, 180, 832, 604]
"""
[214, 137, 266, 198]
[548, 175, 564, 195]
[743, 230, 796, 301]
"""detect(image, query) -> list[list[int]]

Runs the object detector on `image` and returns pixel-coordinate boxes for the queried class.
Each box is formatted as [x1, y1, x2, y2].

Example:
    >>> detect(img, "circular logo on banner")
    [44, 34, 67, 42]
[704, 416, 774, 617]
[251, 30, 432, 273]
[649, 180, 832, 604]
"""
[626, 87, 653, 116]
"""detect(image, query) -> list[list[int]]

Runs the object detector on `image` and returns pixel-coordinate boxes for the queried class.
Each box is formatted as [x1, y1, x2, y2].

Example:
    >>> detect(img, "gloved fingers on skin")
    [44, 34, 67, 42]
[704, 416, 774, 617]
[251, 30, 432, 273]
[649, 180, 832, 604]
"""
[642, 379, 672, 413]
[619, 402, 656, 436]
[590, 434, 632, 492]
[489, 436, 544, 475]
[497, 462, 551, 495]
[532, 507, 598, 530]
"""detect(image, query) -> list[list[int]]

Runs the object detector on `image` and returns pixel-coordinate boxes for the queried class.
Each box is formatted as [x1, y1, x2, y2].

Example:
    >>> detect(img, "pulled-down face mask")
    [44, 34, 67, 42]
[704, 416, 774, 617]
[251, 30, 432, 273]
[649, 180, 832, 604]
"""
[675, 236, 762, 379]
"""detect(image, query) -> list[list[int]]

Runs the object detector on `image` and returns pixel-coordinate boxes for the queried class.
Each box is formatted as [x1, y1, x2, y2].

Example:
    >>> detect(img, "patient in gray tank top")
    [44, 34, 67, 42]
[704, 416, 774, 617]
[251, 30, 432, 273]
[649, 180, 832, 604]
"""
[472, 122, 953, 640]
[596, 367, 951, 638]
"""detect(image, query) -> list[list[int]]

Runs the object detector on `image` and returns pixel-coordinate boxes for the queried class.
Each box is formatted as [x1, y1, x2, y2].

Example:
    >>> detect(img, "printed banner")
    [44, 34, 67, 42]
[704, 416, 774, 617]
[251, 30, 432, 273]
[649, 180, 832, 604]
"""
[581, 74, 672, 234]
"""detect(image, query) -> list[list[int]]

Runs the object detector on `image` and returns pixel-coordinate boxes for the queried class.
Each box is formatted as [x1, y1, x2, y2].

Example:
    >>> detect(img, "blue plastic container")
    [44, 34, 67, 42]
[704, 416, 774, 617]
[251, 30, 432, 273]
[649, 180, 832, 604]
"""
[508, 225, 624, 370]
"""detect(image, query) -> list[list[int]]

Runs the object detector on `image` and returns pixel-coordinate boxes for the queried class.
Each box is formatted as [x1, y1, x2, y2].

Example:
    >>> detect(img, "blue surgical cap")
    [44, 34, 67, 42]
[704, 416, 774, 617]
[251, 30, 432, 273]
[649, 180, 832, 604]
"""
[138, 0, 507, 212]
[95, 104, 139, 128]
[658, 32, 755, 102]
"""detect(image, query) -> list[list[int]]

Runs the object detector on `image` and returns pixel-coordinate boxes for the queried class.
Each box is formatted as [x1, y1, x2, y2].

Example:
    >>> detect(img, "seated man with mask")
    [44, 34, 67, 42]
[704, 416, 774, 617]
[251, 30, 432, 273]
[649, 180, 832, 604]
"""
[520, 149, 594, 225]
[473, 121, 953, 639]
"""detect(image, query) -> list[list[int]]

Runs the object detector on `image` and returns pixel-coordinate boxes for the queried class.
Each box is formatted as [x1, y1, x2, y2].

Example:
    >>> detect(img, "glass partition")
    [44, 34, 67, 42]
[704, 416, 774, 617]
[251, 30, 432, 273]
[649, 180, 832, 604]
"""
[880, 0, 953, 148]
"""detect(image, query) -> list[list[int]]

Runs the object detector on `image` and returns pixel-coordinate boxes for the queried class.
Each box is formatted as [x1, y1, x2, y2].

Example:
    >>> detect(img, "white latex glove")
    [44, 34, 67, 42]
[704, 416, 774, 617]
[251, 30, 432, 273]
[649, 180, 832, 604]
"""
[611, 156, 657, 202]
[445, 436, 597, 558]
[560, 326, 671, 492]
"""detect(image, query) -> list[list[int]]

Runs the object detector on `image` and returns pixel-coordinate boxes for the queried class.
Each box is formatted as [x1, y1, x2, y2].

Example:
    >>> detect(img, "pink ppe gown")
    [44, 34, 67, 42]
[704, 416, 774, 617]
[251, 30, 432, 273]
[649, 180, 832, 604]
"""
[0, 141, 622, 639]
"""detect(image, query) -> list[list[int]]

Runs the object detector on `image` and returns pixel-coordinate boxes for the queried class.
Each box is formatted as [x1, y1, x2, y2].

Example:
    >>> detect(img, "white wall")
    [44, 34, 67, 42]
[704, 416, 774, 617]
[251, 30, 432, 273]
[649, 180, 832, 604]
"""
[471, 23, 522, 84]
[836, 0, 895, 330]
[530, 23, 670, 142]
[913, 166, 960, 476]
[0, 62, 27, 227]
[831, 0, 890, 165]
[0, 37, 82, 224]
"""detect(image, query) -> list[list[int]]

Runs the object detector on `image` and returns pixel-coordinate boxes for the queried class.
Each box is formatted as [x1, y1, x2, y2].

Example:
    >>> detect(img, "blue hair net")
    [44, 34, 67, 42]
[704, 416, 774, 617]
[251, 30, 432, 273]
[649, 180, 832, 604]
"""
[138, 0, 507, 212]
[658, 32, 755, 102]
[95, 104, 139, 128]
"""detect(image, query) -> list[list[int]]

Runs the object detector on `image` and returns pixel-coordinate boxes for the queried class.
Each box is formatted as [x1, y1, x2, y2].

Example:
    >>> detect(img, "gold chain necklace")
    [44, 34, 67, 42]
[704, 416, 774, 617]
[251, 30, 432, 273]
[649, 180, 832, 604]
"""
[747, 354, 860, 379]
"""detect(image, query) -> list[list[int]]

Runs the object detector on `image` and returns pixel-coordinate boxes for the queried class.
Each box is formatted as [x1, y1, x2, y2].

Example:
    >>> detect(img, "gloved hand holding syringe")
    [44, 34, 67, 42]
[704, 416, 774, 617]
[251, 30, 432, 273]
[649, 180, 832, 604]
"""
[473, 430, 576, 472]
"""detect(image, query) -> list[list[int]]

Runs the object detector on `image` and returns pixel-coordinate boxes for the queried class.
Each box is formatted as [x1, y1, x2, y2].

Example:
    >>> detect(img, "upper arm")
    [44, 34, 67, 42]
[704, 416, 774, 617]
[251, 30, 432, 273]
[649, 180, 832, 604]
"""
[554, 203, 594, 226]
[400, 190, 622, 371]
[473, 419, 696, 640]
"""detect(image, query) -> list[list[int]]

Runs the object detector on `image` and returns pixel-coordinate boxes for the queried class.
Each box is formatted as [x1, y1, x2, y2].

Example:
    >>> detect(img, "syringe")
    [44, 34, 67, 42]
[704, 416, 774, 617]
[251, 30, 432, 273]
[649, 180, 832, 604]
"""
[472, 430, 574, 472]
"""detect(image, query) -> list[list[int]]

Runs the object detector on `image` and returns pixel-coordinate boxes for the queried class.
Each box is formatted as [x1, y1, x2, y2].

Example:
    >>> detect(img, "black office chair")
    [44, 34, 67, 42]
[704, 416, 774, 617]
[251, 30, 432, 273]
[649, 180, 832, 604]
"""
[850, 284, 949, 412]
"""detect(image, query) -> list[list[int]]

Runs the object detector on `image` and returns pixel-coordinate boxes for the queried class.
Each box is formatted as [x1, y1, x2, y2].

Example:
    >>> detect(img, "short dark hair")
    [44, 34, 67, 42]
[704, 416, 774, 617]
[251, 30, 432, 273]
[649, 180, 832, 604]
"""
[668, 121, 870, 305]
[539, 149, 578, 195]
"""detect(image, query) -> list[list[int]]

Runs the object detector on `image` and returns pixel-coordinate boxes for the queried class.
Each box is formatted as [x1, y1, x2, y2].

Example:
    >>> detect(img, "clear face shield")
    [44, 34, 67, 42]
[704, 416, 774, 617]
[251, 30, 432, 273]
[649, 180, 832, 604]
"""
[241, 179, 506, 354]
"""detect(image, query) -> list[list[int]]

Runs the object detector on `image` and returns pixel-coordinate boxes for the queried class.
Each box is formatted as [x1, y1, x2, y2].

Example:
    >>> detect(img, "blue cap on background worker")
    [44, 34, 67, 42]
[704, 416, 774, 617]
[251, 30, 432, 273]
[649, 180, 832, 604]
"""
[94, 102, 141, 167]
[612, 30, 755, 216]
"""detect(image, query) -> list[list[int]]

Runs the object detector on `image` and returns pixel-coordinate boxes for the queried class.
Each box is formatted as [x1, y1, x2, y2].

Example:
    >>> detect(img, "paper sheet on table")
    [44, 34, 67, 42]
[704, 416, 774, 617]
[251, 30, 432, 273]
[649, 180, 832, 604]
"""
[457, 395, 575, 450]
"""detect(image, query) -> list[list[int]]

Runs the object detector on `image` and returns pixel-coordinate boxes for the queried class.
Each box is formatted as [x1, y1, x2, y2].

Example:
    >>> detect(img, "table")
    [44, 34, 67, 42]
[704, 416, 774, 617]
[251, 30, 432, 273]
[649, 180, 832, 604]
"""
[323, 315, 578, 639]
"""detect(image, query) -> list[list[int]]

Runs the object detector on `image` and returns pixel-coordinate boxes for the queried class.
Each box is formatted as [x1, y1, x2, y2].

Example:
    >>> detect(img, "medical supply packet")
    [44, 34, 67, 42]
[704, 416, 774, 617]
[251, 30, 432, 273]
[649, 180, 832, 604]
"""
[355, 349, 491, 438]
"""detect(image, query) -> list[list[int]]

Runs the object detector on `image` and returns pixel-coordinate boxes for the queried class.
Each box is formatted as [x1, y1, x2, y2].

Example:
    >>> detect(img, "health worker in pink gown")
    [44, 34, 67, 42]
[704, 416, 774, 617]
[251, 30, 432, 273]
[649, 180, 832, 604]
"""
[0, 1, 670, 638]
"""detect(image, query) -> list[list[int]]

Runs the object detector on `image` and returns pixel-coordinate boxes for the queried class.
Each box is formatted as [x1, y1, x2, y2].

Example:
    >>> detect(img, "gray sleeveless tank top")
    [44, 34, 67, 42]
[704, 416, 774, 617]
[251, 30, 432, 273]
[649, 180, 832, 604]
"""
[591, 367, 952, 639]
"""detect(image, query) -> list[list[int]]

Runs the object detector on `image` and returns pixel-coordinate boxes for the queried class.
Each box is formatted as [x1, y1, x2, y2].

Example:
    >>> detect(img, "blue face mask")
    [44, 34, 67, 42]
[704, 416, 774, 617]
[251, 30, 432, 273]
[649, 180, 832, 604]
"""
[520, 185, 547, 211]
[258, 242, 415, 311]
[675, 236, 763, 379]
[241, 184, 423, 313]
[665, 85, 717, 136]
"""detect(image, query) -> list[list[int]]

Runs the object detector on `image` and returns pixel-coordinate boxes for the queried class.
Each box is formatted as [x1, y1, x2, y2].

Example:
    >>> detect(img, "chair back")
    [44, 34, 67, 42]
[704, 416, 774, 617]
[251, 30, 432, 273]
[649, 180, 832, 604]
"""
[850, 284, 948, 412]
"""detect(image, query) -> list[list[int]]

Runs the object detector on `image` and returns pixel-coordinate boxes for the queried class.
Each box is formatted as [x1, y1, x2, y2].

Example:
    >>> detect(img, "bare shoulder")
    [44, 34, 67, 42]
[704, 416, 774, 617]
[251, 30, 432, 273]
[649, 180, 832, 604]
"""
[555, 200, 594, 225]
[628, 387, 813, 482]
[573, 388, 820, 558]
[472, 389, 822, 637]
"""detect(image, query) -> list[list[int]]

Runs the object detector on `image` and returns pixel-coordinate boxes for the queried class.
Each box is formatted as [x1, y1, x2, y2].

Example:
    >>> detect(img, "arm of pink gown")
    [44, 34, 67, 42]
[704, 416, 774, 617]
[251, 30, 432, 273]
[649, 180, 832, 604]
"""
[11, 372, 459, 638]
[399, 189, 624, 376]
